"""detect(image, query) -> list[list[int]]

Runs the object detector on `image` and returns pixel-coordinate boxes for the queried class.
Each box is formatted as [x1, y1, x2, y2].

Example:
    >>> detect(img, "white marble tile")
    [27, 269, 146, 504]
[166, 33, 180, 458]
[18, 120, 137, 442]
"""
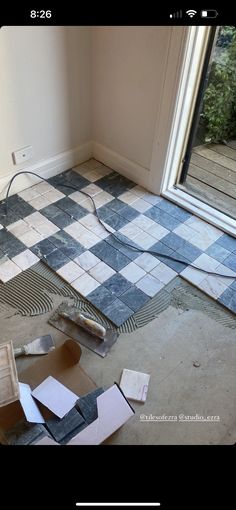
[173, 223, 196, 242]
[77, 229, 101, 249]
[7, 219, 30, 238]
[142, 192, 162, 205]
[89, 261, 116, 283]
[135, 253, 160, 272]
[29, 195, 51, 210]
[18, 229, 44, 247]
[31, 181, 55, 194]
[71, 273, 100, 296]
[0, 224, 3, 230]
[34, 220, 59, 238]
[82, 159, 103, 170]
[130, 198, 152, 213]
[147, 223, 169, 240]
[18, 187, 40, 201]
[119, 262, 146, 283]
[192, 254, 220, 273]
[185, 216, 223, 241]
[12, 249, 39, 270]
[57, 261, 84, 283]
[132, 185, 147, 198]
[24, 212, 45, 228]
[214, 264, 236, 286]
[79, 198, 94, 212]
[180, 266, 206, 286]
[79, 214, 100, 230]
[150, 262, 177, 284]
[91, 224, 110, 239]
[84, 170, 103, 182]
[93, 191, 114, 208]
[64, 221, 88, 239]
[69, 191, 88, 205]
[0, 259, 22, 282]
[74, 251, 101, 271]
[189, 231, 218, 250]
[118, 191, 139, 205]
[80, 183, 102, 197]
[132, 215, 156, 232]
[45, 189, 65, 204]
[136, 274, 164, 297]
[119, 223, 143, 240]
[198, 276, 228, 300]
[134, 231, 157, 249]
[73, 165, 91, 177]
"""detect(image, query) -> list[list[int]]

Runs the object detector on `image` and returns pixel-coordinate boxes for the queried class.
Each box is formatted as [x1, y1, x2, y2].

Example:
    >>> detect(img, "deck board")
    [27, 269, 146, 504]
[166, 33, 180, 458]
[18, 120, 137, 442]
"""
[181, 143, 236, 219]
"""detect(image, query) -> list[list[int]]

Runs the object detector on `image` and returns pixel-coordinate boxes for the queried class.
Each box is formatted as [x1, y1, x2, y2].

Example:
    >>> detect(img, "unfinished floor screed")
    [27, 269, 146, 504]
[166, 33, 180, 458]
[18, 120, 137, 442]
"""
[0, 159, 236, 327]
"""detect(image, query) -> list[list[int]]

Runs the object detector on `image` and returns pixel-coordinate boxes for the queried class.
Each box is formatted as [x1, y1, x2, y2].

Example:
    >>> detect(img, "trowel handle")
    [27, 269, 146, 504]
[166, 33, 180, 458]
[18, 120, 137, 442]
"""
[60, 311, 106, 340]
[14, 346, 26, 358]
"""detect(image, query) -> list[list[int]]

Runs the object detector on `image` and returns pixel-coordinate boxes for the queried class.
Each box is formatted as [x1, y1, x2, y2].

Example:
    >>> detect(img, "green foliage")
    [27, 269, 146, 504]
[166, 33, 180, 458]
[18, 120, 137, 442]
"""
[202, 27, 236, 143]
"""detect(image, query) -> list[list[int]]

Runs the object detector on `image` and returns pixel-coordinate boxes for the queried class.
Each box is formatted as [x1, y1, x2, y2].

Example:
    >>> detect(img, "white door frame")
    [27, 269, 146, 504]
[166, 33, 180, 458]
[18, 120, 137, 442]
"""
[150, 26, 236, 237]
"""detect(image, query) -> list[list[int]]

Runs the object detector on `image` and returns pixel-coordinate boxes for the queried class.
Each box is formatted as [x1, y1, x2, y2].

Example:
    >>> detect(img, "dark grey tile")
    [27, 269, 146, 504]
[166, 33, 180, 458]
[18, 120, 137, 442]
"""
[0, 231, 26, 258]
[0, 205, 21, 227]
[119, 286, 150, 312]
[41, 205, 74, 229]
[105, 233, 141, 261]
[44, 249, 71, 271]
[218, 287, 236, 313]
[163, 256, 188, 273]
[223, 253, 236, 272]
[64, 169, 90, 189]
[90, 240, 130, 271]
[49, 231, 85, 259]
[149, 241, 174, 259]
[206, 243, 231, 263]
[161, 232, 186, 251]
[87, 285, 116, 310]
[9, 195, 35, 217]
[103, 298, 133, 326]
[176, 241, 202, 263]
[76, 388, 104, 425]
[229, 281, 236, 292]
[55, 197, 88, 220]
[156, 200, 192, 221]
[97, 205, 113, 221]
[31, 239, 57, 258]
[48, 171, 90, 194]
[118, 205, 140, 221]
[104, 212, 129, 230]
[12, 425, 51, 445]
[103, 273, 132, 296]
[95, 173, 135, 197]
[216, 234, 236, 253]
[107, 199, 126, 213]
[145, 207, 182, 230]
[150, 241, 187, 272]
[46, 408, 85, 442]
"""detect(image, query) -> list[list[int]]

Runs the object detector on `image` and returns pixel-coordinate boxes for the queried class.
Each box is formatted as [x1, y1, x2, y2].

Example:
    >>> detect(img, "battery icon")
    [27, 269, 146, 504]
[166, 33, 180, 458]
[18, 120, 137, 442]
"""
[201, 9, 218, 18]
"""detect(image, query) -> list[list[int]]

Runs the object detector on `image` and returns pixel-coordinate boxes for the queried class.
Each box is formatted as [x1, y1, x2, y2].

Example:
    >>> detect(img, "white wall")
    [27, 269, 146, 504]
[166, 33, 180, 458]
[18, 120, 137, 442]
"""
[0, 26, 92, 196]
[91, 26, 172, 186]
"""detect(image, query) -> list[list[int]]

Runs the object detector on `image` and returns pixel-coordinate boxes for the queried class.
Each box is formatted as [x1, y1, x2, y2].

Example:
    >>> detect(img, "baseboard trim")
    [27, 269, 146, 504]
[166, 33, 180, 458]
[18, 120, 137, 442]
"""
[0, 142, 93, 199]
[93, 142, 150, 189]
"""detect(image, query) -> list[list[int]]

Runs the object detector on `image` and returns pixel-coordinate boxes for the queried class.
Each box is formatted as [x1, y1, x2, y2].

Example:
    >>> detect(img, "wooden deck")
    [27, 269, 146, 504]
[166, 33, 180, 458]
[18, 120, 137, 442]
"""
[181, 143, 236, 219]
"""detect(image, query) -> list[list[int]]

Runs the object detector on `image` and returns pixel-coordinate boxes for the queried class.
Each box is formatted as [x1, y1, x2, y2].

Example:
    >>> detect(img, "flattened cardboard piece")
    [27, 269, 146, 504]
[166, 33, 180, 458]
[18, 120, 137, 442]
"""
[32, 376, 78, 419]
[19, 382, 45, 424]
[68, 384, 135, 445]
[120, 369, 150, 402]
[0, 341, 19, 407]
[0, 340, 96, 434]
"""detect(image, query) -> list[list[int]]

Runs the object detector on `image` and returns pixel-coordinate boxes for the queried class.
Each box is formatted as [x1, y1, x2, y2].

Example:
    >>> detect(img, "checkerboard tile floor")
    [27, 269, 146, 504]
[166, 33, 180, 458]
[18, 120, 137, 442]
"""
[0, 158, 236, 325]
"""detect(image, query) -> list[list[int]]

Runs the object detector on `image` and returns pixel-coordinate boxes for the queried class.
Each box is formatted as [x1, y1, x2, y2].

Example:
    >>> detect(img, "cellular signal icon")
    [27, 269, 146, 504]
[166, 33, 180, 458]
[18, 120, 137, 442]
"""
[169, 10, 182, 18]
[186, 9, 197, 17]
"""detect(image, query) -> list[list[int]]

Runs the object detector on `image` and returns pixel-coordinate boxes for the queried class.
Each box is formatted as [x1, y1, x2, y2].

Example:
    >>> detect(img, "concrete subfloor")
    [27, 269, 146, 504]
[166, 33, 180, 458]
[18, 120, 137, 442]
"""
[1, 294, 236, 445]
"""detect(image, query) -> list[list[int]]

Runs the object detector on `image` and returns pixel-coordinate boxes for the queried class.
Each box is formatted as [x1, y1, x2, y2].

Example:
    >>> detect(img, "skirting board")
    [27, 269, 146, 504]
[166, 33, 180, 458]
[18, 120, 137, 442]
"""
[93, 142, 151, 191]
[0, 141, 93, 200]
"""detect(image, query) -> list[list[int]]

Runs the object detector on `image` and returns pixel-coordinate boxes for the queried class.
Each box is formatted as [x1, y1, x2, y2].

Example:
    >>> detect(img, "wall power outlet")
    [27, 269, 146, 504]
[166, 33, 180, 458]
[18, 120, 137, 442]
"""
[12, 146, 33, 165]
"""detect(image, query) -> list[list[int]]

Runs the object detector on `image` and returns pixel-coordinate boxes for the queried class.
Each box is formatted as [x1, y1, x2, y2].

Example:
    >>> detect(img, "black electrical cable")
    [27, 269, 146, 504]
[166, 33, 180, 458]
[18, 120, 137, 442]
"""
[3, 171, 236, 279]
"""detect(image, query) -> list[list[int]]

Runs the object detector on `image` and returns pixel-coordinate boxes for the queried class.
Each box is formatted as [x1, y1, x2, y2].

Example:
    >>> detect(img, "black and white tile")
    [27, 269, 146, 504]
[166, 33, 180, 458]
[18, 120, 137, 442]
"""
[0, 158, 236, 325]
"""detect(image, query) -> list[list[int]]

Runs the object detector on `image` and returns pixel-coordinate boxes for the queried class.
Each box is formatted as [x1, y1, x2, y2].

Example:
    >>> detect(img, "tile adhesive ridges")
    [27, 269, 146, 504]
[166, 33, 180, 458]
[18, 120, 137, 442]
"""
[0, 262, 235, 333]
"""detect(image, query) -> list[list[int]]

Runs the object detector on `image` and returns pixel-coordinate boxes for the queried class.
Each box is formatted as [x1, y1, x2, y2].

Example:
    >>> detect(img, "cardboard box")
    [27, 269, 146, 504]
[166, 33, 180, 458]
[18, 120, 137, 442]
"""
[0, 339, 96, 440]
[0, 339, 135, 445]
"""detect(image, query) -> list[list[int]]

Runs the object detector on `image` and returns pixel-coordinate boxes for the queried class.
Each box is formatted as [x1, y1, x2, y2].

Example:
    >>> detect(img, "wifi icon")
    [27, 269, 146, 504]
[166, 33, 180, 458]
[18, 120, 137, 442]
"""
[186, 9, 197, 17]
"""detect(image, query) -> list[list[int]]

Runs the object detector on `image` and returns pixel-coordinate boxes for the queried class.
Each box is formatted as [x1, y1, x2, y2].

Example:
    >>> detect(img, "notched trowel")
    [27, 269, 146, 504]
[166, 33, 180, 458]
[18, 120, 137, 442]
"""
[49, 303, 118, 357]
